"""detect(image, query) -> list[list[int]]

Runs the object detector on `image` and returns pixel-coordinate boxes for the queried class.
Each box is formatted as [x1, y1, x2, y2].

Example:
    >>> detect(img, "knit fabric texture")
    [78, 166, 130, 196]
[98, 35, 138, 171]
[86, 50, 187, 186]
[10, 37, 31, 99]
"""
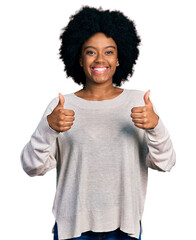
[21, 88, 176, 239]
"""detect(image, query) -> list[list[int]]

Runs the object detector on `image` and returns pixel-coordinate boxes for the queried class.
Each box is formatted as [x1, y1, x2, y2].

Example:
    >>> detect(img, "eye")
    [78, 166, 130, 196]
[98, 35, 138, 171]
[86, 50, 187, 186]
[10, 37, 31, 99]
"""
[105, 51, 114, 55]
[86, 50, 95, 55]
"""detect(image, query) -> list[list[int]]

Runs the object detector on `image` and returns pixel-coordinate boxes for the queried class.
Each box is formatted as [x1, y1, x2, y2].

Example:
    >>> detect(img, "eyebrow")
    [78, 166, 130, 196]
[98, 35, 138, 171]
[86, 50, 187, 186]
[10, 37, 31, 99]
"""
[84, 46, 116, 50]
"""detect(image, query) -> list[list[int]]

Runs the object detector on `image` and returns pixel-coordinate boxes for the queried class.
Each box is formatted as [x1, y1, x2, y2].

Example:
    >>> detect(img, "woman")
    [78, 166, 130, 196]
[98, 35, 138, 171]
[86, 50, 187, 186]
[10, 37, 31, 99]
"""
[21, 6, 176, 240]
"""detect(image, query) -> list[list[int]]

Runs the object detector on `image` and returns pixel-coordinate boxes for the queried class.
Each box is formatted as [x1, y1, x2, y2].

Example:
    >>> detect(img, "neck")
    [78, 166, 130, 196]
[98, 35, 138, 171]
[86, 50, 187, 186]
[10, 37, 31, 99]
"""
[83, 83, 117, 98]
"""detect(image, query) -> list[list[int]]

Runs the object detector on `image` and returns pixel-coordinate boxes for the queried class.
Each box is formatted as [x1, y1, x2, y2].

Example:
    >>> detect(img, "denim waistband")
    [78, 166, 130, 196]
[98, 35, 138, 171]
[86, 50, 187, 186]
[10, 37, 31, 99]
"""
[53, 222, 141, 240]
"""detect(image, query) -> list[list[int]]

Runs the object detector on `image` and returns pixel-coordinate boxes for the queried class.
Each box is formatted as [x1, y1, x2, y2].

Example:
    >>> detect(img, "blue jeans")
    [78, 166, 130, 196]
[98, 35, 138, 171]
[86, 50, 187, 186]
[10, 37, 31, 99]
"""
[53, 223, 141, 240]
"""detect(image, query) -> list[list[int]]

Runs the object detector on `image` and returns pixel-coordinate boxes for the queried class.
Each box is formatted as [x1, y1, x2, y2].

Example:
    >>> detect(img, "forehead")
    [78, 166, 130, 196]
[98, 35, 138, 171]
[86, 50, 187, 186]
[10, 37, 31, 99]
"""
[82, 32, 117, 48]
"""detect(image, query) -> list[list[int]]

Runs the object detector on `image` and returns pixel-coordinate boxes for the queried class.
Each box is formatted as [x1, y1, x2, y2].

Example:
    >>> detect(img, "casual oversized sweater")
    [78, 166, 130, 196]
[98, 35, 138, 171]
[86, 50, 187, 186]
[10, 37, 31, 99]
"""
[21, 88, 176, 240]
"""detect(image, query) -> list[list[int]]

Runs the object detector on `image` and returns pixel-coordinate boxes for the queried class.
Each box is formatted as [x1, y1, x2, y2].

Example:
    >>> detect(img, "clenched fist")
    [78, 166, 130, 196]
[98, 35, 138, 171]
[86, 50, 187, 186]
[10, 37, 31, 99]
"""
[130, 90, 159, 130]
[47, 93, 75, 132]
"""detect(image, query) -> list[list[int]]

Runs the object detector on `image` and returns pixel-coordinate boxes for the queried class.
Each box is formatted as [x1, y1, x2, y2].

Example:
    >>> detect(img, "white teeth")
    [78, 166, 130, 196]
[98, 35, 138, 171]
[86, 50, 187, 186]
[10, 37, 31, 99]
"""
[93, 68, 107, 71]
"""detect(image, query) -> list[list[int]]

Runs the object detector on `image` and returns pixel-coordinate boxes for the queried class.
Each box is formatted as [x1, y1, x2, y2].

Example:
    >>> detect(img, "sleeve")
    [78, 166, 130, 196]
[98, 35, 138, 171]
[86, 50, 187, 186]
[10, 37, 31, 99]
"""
[20, 97, 60, 177]
[145, 118, 176, 172]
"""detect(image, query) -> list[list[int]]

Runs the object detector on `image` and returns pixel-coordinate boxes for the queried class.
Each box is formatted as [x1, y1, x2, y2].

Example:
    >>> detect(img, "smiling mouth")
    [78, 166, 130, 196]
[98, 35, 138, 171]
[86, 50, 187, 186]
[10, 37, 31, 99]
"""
[91, 67, 109, 74]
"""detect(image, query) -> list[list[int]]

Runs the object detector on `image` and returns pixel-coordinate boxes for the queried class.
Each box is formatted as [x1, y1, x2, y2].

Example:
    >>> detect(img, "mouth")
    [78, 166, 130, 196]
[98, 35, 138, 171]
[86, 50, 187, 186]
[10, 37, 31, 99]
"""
[91, 67, 109, 74]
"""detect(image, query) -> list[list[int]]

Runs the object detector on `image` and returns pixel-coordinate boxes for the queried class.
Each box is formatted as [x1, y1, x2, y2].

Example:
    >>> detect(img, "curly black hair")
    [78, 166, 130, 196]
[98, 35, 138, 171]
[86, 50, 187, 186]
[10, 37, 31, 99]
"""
[59, 6, 141, 87]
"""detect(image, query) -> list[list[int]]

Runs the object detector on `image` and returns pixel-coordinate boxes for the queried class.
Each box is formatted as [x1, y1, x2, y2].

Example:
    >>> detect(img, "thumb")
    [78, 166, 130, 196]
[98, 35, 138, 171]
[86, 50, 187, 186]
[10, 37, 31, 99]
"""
[58, 93, 65, 107]
[144, 90, 151, 105]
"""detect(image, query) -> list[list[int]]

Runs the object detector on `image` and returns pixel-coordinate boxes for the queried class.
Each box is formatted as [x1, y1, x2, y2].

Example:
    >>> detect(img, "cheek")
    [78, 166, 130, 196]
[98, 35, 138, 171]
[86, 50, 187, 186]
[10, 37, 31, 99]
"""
[82, 59, 93, 76]
[110, 59, 118, 70]
[110, 56, 118, 65]
[82, 57, 93, 68]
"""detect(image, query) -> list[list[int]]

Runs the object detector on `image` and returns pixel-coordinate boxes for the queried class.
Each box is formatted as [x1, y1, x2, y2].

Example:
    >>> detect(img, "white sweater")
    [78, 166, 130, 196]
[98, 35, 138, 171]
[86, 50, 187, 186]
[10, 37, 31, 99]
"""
[21, 88, 176, 239]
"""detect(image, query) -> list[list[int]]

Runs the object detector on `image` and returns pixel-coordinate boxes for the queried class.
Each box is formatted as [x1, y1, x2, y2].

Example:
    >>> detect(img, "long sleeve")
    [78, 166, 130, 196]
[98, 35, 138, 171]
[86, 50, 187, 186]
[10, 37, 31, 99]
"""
[20, 89, 176, 239]
[145, 118, 176, 172]
[20, 97, 60, 177]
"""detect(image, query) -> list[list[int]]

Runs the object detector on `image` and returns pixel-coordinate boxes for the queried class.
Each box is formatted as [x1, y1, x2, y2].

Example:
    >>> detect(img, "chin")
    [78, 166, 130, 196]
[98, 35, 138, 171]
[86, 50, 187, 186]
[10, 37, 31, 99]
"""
[92, 77, 112, 83]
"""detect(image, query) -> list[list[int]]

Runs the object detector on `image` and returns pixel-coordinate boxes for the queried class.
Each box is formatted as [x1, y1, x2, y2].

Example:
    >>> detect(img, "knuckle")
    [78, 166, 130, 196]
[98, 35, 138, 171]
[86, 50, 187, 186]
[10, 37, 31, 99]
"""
[64, 121, 73, 127]
[59, 115, 64, 121]
[59, 109, 64, 114]
[143, 118, 148, 124]
[58, 121, 64, 126]
[59, 127, 64, 132]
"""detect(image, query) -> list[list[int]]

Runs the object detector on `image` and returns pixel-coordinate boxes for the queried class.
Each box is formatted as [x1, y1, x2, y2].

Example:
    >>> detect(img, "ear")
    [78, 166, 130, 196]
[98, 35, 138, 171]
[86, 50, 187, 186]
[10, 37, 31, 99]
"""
[116, 59, 119, 67]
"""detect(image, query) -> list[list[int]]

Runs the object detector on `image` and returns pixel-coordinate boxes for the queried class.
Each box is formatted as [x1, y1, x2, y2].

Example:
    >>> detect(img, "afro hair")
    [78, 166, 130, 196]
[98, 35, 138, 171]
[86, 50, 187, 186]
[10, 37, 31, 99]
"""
[59, 6, 141, 87]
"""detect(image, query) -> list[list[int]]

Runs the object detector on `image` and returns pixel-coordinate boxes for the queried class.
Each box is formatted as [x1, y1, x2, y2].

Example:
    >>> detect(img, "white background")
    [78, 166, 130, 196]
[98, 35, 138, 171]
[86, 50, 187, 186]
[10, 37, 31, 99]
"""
[0, 0, 195, 239]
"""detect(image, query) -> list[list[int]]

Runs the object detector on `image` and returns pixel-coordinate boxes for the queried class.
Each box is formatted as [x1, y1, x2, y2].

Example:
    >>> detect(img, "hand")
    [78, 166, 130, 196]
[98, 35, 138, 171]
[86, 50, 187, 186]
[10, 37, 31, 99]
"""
[47, 93, 75, 132]
[130, 90, 159, 129]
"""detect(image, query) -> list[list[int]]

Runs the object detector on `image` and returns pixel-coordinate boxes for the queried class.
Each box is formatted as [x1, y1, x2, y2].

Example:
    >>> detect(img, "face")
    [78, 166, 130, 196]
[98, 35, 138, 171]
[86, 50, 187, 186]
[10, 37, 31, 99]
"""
[80, 32, 119, 85]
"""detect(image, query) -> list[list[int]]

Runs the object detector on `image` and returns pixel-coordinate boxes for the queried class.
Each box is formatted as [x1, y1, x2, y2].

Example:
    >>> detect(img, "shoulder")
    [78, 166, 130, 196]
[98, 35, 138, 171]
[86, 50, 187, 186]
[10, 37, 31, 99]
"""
[124, 88, 145, 105]
[125, 88, 145, 96]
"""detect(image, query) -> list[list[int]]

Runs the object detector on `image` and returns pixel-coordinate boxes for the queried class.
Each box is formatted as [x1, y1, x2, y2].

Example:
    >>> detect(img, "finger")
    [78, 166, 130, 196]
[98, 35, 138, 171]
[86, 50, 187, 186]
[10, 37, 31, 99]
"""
[58, 120, 73, 129]
[144, 90, 152, 106]
[58, 114, 75, 122]
[58, 93, 65, 107]
[131, 107, 145, 113]
[63, 109, 75, 116]
[130, 112, 144, 119]
[64, 115, 75, 121]
[58, 125, 72, 132]
[132, 118, 146, 124]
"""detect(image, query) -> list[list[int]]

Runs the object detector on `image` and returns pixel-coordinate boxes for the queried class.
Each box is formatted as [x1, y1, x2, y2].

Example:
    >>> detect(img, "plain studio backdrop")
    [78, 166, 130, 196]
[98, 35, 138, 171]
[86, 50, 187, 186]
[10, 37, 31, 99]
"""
[0, 0, 195, 239]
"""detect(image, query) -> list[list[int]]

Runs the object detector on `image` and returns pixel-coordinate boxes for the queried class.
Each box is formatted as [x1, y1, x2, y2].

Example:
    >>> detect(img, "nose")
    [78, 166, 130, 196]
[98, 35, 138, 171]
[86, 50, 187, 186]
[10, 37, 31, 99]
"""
[95, 52, 105, 63]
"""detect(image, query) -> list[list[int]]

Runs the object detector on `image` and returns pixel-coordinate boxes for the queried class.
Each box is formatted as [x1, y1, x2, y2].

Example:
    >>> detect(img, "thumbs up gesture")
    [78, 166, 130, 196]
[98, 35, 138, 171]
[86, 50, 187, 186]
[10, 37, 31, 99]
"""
[47, 93, 75, 132]
[130, 90, 159, 129]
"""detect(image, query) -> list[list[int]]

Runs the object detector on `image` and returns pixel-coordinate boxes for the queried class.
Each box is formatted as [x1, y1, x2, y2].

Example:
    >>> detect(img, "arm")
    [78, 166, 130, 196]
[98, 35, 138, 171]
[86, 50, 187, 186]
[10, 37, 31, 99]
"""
[131, 90, 176, 172]
[145, 118, 176, 172]
[20, 98, 60, 177]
